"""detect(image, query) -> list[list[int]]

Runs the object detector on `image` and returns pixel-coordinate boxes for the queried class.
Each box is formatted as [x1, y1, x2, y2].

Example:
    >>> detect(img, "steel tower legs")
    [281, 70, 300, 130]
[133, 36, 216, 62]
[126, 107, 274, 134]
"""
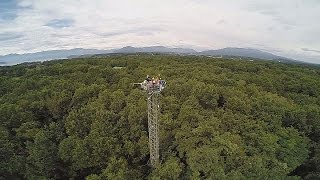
[147, 92, 160, 167]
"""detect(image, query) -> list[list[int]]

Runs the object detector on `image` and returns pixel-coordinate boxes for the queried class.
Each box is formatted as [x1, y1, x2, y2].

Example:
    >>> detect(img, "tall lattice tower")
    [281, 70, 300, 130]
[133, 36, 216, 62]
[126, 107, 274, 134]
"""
[134, 76, 166, 167]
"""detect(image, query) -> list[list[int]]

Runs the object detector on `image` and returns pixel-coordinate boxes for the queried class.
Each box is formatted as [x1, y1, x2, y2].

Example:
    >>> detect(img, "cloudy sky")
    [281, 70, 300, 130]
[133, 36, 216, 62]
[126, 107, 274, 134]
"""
[1, 0, 320, 63]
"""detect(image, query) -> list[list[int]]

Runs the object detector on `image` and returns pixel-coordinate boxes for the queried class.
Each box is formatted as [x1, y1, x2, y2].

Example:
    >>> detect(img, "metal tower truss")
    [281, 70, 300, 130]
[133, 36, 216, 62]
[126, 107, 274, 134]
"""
[147, 92, 160, 167]
[134, 76, 166, 168]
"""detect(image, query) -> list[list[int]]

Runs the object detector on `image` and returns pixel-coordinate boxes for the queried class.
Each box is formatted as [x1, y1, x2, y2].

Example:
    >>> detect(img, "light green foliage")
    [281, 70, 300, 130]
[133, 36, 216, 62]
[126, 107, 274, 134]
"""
[0, 55, 319, 179]
[150, 157, 183, 179]
[25, 130, 58, 179]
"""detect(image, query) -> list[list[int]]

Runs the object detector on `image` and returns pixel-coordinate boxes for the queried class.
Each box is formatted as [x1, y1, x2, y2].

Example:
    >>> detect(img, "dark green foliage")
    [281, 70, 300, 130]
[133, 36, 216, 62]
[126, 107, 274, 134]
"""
[0, 55, 319, 179]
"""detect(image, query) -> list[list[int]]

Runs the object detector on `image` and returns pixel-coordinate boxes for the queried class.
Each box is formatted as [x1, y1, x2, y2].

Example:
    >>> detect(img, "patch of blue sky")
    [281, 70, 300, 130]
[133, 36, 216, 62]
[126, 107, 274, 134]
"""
[0, 32, 23, 41]
[0, 0, 18, 21]
[45, 19, 74, 29]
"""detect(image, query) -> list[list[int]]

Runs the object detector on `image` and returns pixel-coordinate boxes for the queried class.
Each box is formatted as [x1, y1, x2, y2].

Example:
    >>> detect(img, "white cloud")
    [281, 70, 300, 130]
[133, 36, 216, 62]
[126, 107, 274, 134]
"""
[0, 0, 319, 63]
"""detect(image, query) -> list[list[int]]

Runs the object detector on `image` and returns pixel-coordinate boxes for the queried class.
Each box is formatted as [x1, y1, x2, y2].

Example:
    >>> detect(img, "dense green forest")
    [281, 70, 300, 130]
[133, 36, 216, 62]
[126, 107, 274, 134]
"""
[1, 54, 320, 179]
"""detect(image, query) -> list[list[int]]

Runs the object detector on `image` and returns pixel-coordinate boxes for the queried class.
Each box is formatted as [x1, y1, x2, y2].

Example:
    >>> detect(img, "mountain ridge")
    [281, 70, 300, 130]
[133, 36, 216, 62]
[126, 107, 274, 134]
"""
[0, 46, 302, 66]
[0, 48, 111, 66]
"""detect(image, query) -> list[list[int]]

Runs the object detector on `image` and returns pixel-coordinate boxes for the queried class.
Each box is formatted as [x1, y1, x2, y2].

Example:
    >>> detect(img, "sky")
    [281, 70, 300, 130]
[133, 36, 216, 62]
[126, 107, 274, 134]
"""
[0, 0, 320, 63]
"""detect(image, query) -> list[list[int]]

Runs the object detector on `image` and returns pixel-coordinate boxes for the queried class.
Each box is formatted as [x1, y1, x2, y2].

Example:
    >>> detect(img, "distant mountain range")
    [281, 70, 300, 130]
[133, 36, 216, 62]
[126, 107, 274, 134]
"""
[201, 48, 283, 60]
[0, 48, 112, 66]
[0, 46, 300, 66]
[113, 46, 197, 54]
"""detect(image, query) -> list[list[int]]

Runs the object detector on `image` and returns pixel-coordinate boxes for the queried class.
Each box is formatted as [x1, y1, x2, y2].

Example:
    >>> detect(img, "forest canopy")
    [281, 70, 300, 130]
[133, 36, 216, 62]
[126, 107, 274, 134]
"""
[0, 54, 320, 179]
